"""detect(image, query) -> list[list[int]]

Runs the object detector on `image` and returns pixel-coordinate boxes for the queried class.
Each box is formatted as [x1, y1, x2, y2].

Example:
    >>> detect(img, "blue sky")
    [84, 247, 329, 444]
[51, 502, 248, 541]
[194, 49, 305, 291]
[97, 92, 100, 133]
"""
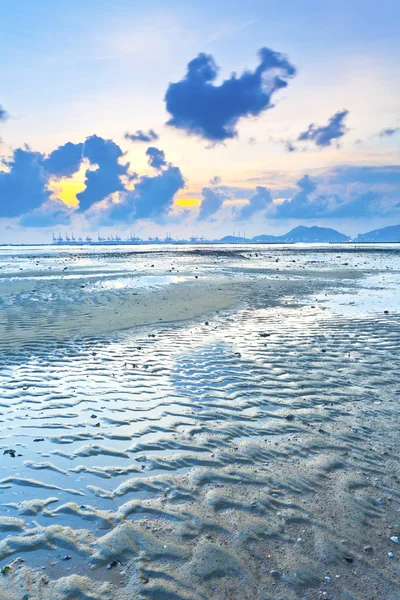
[0, 0, 399, 241]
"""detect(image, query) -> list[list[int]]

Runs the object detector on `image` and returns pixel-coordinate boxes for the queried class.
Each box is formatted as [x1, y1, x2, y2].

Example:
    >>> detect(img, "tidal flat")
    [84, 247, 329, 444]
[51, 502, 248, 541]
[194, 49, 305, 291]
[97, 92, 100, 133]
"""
[0, 244, 399, 600]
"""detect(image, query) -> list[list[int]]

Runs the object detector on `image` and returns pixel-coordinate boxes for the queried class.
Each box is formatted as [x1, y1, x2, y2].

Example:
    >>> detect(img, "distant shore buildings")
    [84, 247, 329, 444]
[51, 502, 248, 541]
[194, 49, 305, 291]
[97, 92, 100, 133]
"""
[51, 224, 400, 245]
[52, 232, 207, 245]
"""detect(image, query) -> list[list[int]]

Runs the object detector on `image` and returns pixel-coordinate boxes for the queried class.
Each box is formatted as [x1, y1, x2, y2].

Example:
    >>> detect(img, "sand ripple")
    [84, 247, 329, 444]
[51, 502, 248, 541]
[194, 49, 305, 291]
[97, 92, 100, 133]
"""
[0, 248, 399, 598]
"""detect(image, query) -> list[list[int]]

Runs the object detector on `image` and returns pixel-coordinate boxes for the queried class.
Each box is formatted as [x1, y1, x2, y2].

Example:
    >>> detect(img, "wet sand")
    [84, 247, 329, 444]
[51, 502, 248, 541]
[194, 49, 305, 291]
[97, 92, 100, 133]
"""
[0, 245, 399, 599]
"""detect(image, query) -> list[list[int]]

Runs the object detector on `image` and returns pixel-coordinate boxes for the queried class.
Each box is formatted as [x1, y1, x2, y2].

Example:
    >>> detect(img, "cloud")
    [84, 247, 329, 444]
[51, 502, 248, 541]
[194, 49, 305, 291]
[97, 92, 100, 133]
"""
[0, 137, 184, 228]
[128, 165, 185, 220]
[44, 141, 84, 177]
[125, 129, 159, 143]
[326, 165, 400, 186]
[209, 175, 221, 185]
[146, 146, 167, 170]
[165, 47, 296, 141]
[92, 148, 185, 224]
[4, 127, 399, 234]
[0, 147, 49, 218]
[270, 175, 328, 219]
[329, 191, 378, 218]
[0, 105, 8, 122]
[298, 110, 349, 147]
[269, 167, 400, 219]
[285, 141, 297, 152]
[296, 174, 317, 195]
[379, 127, 399, 137]
[76, 135, 130, 212]
[0, 135, 132, 225]
[19, 199, 72, 228]
[97, 166, 185, 223]
[198, 187, 228, 220]
[236, 186, 273, 219]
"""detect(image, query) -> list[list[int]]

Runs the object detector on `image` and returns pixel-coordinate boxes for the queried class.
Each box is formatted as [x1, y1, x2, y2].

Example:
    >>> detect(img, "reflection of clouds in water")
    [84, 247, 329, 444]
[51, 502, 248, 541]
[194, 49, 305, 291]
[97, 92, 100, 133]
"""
[315, 272, 400, 316]
[0, 273, 190, 319]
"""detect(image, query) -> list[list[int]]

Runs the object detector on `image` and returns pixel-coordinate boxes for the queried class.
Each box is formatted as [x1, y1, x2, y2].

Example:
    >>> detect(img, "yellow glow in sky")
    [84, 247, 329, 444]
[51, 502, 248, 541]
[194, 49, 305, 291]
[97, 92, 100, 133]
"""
[173, 197, 248, 209]
[47, 162, 89, 207]
[174, 198, 201, 207]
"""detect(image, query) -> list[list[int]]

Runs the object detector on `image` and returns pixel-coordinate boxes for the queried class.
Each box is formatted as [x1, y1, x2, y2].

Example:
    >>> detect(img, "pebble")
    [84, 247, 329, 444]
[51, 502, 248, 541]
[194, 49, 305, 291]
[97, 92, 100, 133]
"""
[388, 552, 394, 558]
[390, 536, 399, 543]
[324, 576, 331, 583]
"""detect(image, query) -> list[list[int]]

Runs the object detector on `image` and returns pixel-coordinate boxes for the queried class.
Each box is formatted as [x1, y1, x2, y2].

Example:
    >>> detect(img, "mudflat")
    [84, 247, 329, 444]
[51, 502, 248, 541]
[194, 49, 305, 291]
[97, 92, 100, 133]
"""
[0, 244, 399, 600]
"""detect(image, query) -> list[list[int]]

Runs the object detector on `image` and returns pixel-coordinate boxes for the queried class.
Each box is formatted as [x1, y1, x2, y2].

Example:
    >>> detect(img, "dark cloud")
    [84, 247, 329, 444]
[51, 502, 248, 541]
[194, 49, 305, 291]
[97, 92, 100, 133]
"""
[268, 167, 400, 220]
[146, 146, 167, 170]
[209, 175, 221, 185]
[0, 135, 186, 228]
[198, 187, 228, 220]
[129, 165, 184, 220]
[19, 200, 72, 228]
[97, 165, 185, 224]
[236, 186, 273, 219]
[90, 147, 184, 224]
[0, 147, 49, 218]
[125, 129, 159, 143]
[326, 165, 400, 186]
[77, 135, 129, 212]
[285, 141, 297, 152]
[297, 174, 317, 195]
[165, 47, 296, 141]
[298, 110, 349, 147]
[0, 135, 131, 225]
[379, 127, 399, 137]
[271, 175, 328, 219]
[329, 191, 378, 218]
[44, 142, 83, 177]
[43, 137, 130, 206]
[0, 105, 8, 122]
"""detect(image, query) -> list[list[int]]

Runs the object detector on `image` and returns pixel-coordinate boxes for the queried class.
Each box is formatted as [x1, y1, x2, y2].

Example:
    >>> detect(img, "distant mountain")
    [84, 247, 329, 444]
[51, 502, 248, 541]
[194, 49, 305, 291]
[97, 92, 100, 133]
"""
[249, 226, 349, 243]
[219, 236, 248, 243]
[277, 226, 350, 243]
[353, 224, 400, 242]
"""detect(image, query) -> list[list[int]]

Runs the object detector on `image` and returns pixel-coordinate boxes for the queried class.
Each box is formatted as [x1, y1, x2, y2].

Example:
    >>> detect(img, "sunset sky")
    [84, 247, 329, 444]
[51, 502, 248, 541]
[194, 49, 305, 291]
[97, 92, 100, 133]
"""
[1, 0, 399, 242]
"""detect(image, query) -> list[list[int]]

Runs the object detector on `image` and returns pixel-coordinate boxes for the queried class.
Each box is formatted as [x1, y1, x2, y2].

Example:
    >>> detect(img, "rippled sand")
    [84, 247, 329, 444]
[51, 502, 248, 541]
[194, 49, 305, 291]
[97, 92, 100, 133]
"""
[0, 245, 399, 599]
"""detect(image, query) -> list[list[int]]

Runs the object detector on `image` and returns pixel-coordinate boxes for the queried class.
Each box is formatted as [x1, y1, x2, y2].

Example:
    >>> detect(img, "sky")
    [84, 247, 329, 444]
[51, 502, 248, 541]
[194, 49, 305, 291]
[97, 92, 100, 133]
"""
[0, 0, 399, 242]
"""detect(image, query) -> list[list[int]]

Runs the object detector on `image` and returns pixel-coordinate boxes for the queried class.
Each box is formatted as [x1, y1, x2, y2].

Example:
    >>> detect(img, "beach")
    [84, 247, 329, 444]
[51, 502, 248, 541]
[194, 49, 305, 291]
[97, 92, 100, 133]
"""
[0, 244, 399, 599]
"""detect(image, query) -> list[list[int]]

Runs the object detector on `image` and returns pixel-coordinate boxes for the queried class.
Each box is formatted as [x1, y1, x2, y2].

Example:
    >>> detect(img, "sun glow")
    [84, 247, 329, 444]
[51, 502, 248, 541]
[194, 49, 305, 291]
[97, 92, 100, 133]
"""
[174, 198, 201, 208]
[47, 161, 89, 207]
